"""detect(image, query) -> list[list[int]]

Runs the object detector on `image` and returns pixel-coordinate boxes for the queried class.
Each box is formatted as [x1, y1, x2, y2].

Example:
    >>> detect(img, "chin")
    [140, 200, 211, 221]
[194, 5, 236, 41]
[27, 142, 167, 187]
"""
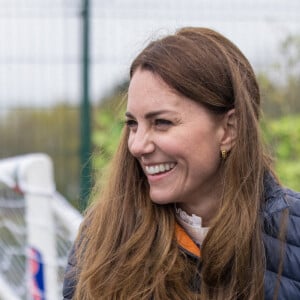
[150, 193, 175, 205]
[151, 199, 173, 206]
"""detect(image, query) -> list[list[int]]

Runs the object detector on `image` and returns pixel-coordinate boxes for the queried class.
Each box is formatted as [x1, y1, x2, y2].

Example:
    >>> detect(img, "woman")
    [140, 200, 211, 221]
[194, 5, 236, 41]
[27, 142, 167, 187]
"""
[63, 27, 300, 299]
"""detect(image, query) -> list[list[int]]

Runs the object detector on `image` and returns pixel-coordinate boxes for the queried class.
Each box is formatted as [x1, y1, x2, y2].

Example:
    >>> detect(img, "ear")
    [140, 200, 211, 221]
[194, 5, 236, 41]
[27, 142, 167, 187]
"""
[220, 109, 237, 152]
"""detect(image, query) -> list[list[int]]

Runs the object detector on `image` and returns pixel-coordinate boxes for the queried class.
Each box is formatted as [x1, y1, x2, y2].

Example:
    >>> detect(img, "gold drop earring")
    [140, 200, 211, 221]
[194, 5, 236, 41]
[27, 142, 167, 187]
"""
[221, 149, 227, 160]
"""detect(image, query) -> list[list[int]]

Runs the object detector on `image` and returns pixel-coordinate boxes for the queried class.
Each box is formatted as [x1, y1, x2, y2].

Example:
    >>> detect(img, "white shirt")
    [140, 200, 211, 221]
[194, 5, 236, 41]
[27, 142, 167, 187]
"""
[175, 206, 210, 246]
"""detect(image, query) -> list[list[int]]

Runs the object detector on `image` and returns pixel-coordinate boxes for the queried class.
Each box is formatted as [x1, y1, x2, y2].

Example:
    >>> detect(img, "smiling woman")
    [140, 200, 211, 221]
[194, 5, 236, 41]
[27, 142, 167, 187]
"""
[63, 27, 300, 300]
[126, 70, 234, 223]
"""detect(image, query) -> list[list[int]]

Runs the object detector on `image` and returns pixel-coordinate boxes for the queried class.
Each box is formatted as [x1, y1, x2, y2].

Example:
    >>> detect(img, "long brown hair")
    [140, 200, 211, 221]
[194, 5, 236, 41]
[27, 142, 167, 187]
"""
[73, 27, 273, 299]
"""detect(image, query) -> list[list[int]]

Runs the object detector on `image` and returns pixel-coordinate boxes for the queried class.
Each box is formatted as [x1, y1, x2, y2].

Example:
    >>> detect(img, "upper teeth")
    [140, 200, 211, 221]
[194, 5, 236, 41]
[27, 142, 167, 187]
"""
[145, 163, 176, 175]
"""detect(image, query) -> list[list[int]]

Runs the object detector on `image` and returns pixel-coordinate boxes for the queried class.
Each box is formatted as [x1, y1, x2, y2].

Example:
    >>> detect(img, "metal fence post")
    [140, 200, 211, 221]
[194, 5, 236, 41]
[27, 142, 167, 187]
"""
[80, 0, 92, 211]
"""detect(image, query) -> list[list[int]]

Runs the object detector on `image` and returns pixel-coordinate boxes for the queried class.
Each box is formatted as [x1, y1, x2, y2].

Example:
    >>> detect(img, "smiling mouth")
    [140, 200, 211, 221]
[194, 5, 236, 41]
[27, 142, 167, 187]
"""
[145, 163, 176, 175]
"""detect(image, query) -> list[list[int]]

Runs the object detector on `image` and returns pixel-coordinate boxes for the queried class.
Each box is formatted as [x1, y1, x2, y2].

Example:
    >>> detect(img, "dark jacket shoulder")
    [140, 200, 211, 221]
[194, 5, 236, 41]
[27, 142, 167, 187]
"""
[263, 174, 300, 300]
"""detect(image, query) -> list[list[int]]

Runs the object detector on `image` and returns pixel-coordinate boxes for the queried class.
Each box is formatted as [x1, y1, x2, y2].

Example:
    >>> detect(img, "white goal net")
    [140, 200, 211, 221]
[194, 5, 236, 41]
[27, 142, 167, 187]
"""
[0, 154, 82, 300]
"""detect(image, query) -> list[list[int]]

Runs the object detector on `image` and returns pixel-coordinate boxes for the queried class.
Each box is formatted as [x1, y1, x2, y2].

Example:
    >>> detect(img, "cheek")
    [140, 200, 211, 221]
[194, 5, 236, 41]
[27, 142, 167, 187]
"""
[127, 136, 134, 154]
[156, 137, 181, 154]
[187, 132, 221, 164]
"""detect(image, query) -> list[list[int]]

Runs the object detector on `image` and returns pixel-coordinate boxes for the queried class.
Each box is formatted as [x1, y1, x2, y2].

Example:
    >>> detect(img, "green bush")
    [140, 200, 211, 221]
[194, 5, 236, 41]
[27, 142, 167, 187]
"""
[262, 114, 300, 191]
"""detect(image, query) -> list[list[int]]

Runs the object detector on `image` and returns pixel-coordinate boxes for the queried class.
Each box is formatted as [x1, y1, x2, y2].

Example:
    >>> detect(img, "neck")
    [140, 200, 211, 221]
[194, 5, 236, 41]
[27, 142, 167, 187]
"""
[177, 189, 222, 227]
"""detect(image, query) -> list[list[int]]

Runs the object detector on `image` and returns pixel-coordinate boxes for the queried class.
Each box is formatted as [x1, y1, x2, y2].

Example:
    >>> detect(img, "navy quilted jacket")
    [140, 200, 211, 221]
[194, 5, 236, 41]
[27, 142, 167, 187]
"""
[63, 174, 300, 299]
[262, 174, 300, 299]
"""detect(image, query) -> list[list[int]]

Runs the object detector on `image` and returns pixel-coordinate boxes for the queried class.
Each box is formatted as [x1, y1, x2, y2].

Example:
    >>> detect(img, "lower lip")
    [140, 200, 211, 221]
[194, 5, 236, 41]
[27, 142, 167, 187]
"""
[146, 166, 176, 183]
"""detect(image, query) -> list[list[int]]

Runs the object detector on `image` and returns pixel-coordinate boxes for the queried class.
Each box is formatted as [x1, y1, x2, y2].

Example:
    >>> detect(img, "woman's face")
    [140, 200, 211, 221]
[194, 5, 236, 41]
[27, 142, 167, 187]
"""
[126, 69, 232, 213]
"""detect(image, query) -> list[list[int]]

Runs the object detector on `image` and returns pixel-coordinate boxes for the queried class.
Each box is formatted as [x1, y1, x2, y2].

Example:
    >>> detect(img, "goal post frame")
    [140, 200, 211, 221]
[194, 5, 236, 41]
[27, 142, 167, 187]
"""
[0, 153, 59, 300]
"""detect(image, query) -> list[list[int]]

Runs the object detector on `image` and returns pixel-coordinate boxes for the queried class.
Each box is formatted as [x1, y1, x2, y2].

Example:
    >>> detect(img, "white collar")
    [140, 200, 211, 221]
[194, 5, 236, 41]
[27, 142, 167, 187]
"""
[175, 206, 209, 246]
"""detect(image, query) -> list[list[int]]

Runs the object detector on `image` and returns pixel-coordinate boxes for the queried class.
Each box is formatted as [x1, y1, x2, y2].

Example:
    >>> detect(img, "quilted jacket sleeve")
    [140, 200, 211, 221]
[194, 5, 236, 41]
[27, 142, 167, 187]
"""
[263, 187, 300, 300]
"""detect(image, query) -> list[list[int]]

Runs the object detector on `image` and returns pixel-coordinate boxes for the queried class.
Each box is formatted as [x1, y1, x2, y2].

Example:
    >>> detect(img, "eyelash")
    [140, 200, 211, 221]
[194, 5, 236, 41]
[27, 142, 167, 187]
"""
[125, 119, 137, 128]
[125, 118, 173, 130]
[154, 119, 173, 126]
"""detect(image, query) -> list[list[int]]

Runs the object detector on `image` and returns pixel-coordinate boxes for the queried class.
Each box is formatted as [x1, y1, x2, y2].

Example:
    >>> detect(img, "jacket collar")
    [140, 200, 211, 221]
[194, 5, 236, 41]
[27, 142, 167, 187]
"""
[175, 223, 201, 258]
[262, 172, 289, 218]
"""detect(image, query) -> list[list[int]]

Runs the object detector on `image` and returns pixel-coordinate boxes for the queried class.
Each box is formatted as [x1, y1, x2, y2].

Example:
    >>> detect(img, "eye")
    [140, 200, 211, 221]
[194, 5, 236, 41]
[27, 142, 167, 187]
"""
[154, 119, 173, 129]
[125, 119, 138, 130]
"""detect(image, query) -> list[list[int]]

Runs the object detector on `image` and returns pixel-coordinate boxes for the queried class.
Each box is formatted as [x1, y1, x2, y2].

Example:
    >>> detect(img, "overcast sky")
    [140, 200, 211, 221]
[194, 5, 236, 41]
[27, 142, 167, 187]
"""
[0, 0, 300, 109]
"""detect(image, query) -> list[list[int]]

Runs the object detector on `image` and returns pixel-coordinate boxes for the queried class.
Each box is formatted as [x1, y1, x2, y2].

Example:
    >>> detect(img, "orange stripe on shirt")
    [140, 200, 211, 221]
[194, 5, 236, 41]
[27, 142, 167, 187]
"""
[175, 223, 201, 257]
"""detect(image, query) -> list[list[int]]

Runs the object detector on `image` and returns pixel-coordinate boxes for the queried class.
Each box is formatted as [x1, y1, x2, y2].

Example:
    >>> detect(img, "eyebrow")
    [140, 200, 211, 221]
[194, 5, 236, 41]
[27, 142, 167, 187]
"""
[125, 110, 178, 119]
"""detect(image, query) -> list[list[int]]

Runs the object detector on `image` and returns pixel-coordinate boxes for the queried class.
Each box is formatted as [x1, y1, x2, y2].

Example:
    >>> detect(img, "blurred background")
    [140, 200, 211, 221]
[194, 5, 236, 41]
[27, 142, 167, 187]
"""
[1, 0, 300, 210]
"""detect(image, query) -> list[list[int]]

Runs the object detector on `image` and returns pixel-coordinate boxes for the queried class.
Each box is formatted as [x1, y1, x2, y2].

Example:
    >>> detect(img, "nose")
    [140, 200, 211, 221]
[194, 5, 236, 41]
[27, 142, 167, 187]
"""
[128, 128, 155, 158]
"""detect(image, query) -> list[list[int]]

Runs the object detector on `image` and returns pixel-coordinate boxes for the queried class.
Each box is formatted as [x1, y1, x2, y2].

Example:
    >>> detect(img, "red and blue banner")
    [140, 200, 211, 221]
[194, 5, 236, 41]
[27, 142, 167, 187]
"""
[28, 247, 46, 300]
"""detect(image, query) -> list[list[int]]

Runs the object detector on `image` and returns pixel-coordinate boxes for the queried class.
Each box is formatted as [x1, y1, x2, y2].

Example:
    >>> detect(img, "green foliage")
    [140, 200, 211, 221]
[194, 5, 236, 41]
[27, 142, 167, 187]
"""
[0, 104, 81, 207]
[258, 33, 300, 118]
[257, 73, 285, 117]
[257, 33, 300, 191]
[276, 161, 300, 192]
[262, 115, 300, 191]
[93, 108, 124, 173]
[92, 87, 127, 181]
